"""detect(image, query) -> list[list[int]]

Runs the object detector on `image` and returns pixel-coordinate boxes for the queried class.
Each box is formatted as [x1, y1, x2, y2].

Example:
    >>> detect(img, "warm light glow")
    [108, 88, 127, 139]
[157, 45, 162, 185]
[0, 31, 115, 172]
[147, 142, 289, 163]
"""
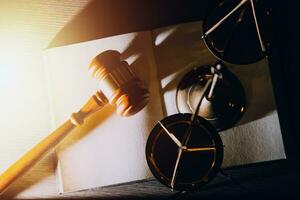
[0, 30, 53, 174]
[154, 28, 177, 46]
[0, 38, 18, 92]
[186, 147, 216, 152]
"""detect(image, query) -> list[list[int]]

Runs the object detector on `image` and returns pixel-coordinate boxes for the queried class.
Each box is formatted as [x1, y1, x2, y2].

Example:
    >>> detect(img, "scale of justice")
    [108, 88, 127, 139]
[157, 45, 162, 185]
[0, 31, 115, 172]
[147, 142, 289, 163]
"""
[146, 0, 270, 192]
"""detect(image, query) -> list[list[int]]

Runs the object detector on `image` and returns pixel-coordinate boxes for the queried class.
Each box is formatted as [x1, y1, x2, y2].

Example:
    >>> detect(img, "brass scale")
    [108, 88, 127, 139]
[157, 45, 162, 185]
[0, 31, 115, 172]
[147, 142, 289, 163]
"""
[146, 0, 270, 192]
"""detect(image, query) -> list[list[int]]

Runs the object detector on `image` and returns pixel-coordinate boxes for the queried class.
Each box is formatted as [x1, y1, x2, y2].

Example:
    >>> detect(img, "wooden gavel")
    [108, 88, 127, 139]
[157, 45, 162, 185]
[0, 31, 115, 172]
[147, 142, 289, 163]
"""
[0, 50, 150, 193]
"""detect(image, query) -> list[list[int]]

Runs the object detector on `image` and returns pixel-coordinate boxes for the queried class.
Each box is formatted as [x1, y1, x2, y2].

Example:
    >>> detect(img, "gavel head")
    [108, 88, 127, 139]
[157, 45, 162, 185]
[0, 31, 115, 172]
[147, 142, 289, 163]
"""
[89, 50, 150, 117]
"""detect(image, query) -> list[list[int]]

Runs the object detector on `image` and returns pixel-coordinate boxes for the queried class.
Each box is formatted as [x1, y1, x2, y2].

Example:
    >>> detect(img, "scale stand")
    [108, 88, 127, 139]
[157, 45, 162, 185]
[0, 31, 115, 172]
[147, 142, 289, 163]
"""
[176, 62, 246, 131]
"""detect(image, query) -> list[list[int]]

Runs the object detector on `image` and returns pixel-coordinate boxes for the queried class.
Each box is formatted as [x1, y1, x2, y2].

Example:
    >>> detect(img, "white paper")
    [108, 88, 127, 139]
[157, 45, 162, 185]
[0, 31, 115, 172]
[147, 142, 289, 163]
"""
[44, 31, 163, 192]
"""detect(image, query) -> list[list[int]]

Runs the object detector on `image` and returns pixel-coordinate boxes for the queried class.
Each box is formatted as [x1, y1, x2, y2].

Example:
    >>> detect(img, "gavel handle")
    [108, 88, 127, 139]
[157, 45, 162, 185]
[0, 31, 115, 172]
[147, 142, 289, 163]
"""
[0, 120, 75, 193]
[0, 91, 108, 194]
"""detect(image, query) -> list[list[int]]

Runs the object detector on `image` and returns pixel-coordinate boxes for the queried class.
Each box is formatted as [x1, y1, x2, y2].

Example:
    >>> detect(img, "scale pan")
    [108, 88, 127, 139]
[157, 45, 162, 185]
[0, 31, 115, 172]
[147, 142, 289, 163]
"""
[202, 0, 268, 65]
[146, 113, 223, 191]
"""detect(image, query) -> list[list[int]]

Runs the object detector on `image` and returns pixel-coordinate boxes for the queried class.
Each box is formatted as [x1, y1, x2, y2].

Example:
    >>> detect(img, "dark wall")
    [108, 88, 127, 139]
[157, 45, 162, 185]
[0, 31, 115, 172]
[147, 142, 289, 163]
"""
[266, 1, 300, 160]
[49, 0, 215, 48]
